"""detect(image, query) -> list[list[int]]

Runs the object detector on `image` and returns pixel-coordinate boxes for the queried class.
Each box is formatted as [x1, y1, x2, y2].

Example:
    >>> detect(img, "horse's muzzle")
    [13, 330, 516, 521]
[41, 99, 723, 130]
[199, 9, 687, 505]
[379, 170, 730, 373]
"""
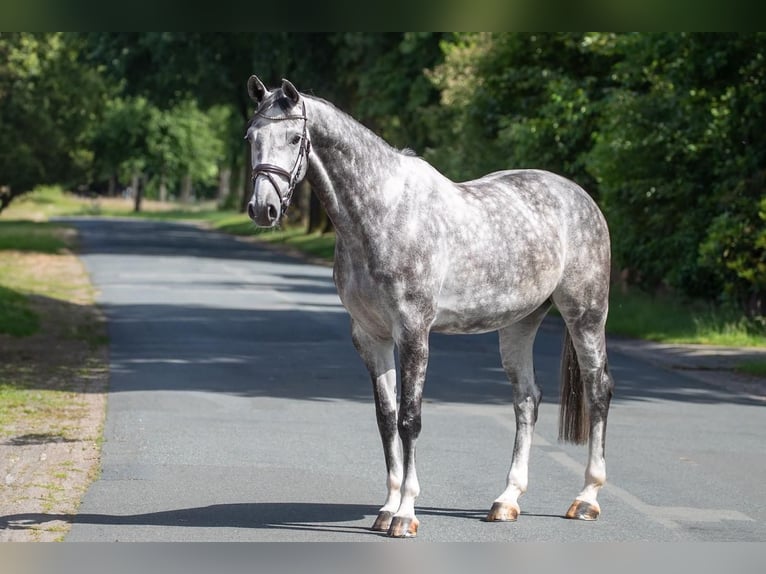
[248, 178, 282, 227]
[247, 198, 280, 227]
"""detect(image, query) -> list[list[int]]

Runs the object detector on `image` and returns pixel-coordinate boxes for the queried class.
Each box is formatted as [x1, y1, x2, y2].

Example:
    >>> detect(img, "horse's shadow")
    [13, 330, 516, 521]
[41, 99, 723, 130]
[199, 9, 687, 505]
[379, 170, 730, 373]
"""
[0, 503, 566, 536]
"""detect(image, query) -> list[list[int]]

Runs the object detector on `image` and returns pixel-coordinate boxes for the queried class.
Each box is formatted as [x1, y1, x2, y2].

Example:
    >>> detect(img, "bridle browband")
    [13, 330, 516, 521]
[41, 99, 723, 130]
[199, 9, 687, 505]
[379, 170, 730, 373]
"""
[251, 100, 311, 214]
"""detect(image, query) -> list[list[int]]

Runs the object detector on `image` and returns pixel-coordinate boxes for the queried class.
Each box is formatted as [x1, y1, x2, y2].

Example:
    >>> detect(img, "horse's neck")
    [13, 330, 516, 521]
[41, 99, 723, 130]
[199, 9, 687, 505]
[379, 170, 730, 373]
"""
[304, 98, 402, 238]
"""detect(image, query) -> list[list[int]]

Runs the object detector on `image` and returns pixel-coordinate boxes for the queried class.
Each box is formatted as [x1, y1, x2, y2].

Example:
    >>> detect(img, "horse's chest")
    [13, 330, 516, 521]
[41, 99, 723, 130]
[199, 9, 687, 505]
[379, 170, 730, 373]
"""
[335, 266, 393, 335]
[334, 252, 440, 337]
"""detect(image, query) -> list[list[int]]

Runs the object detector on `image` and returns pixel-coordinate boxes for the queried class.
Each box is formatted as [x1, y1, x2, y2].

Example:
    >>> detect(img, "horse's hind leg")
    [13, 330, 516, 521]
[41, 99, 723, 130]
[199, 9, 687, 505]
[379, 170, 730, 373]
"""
[557, 306, 614, 521]
[350, 321, 402, 532]
[487, 302, 551, 522]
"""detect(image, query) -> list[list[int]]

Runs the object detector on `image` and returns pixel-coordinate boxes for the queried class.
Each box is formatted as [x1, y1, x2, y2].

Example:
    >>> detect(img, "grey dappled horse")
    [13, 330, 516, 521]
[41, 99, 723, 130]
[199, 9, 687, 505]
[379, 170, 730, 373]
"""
[245, 76, 614, 538]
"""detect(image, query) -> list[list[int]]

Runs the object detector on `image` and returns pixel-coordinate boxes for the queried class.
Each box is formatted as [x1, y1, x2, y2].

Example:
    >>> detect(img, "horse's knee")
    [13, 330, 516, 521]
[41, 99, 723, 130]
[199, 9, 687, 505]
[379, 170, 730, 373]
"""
[397, 411, 421, 439]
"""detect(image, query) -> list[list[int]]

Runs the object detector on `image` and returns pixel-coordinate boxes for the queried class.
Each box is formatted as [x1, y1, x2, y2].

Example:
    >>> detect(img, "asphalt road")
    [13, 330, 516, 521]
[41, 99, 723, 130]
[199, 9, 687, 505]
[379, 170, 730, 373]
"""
[63, 218, 765, 542]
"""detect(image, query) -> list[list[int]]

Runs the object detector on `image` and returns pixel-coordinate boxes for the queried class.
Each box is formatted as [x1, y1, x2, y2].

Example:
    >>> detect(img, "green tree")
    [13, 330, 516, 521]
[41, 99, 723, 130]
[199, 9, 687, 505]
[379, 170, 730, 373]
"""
[144, 100, 225, 203]
[426, 32, 615, 193]
[82, 33, 301, 210]
[80, 33, 444, 216]
[588, 33, 766, 311]
[90, 96, 152, 196]
[331, 33, 446, 152]
[1, 33, 108, 212]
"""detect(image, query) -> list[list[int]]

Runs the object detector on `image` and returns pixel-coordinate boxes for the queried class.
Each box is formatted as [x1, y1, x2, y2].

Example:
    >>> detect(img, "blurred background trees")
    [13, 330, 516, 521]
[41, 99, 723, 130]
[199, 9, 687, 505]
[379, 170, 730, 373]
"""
[1, 32, 764, 318]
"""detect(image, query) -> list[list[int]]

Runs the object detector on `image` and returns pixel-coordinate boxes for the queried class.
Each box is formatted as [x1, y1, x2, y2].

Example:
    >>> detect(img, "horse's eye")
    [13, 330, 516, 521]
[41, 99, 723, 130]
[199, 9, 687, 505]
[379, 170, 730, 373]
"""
[290, 134, 301, 145]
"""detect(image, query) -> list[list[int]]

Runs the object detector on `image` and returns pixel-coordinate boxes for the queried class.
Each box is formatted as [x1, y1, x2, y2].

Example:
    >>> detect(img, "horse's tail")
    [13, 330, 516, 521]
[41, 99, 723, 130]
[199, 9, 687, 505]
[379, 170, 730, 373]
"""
[558, 326, 590, 444]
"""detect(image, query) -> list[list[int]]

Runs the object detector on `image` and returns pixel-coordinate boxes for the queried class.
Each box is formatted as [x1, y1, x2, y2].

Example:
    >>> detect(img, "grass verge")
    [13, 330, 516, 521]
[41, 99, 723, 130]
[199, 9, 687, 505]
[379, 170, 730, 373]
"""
[0, 221, 73, 253]
[0, 208, 107, 541]
[735, 360, 766, 378]
[607, 288, 766, 347]
[247, 226, 336, 261]
[0, 284, 40, 336]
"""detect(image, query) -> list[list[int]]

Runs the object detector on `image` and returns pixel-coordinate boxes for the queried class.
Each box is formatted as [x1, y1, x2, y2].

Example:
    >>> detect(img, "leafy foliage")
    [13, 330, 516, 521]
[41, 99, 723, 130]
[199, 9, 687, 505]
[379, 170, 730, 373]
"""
[588, 33, 766, 310]
[426, 33, 615, 191]
[0, 33, 108, 206]
[2, 32, 766, 319]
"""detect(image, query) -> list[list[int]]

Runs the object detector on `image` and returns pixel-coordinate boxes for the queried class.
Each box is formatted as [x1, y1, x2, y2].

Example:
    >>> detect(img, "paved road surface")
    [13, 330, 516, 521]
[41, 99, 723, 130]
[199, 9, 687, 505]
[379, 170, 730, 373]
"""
[62, 218, 765, 542]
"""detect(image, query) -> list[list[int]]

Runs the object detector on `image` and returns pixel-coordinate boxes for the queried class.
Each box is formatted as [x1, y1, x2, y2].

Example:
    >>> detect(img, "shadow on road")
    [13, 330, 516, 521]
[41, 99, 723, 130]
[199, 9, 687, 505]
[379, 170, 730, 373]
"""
[0, 503, 511, 536]
[85, 303, 765, 407]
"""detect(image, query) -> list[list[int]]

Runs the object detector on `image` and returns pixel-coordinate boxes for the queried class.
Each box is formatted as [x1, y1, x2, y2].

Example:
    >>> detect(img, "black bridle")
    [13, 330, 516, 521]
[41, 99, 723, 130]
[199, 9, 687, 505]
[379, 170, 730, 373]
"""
[251, 100, 311, 214]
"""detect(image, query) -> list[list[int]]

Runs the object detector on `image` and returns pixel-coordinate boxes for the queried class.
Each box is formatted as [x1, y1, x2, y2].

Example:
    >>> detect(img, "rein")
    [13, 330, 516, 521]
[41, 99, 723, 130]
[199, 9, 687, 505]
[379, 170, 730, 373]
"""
[251, 100, 311, 213]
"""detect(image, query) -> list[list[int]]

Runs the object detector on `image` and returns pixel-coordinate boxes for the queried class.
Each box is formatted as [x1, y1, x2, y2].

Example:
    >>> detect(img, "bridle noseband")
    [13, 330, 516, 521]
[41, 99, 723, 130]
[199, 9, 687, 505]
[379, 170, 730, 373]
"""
[251, 100, 311, 214]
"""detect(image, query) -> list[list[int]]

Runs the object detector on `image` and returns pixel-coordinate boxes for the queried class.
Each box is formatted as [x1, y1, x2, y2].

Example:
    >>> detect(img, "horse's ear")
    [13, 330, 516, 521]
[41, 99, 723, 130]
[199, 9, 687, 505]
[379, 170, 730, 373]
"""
[247, 75, 269, 104]
[281, 78, 300, 105]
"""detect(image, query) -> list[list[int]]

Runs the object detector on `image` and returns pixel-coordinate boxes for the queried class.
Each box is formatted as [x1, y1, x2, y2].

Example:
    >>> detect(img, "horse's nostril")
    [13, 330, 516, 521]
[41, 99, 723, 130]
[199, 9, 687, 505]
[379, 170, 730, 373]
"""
[268, 204, 278, 222]
[247, 202, 256, 221]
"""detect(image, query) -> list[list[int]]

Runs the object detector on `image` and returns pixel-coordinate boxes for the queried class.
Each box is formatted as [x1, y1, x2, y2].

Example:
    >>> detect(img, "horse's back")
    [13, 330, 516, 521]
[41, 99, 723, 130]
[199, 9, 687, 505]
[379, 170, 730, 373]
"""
[458, 168, 602, 221]
[431, 168, 610, 334]
[453, 168, 609, 269]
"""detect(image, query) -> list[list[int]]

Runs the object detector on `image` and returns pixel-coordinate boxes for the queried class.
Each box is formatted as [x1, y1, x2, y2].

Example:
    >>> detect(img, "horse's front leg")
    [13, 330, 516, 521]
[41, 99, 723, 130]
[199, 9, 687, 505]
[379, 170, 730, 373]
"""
[388, 329, 429, 538]
[350, 321, 402, 532]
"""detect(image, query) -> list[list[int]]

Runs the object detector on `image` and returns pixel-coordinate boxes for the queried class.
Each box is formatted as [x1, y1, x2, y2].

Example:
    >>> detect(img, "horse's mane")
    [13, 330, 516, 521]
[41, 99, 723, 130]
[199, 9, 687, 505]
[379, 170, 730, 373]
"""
[247, 90, 418, 158]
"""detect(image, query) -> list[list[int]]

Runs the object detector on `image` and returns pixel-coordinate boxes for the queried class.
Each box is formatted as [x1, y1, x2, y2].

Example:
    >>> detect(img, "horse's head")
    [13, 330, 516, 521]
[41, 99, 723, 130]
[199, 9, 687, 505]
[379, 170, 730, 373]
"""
[244, 75, 311, 227]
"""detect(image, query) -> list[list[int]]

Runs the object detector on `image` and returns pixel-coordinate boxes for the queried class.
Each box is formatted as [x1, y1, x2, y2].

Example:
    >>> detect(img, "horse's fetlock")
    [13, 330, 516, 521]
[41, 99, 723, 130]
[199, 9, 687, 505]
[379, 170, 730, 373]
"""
[387, 473, 402, 491]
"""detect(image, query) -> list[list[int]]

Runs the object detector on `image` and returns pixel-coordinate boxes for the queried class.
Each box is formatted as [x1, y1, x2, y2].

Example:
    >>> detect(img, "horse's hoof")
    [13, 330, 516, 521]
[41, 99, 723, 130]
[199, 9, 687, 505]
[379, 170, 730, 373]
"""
[485, 501, 519, 522]
[371, 511, 394, 531]
[565, 500, 600, 521]
[387, 515, 419, 538]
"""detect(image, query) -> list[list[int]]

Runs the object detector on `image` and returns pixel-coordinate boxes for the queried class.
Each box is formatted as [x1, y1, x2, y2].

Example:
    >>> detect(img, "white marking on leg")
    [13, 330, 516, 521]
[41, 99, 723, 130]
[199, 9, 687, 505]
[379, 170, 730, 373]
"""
[376, 368, 402, 513]
[575, 422, 606, 505]
[493, 316, 546, 512]
[495, 402, 534, 508]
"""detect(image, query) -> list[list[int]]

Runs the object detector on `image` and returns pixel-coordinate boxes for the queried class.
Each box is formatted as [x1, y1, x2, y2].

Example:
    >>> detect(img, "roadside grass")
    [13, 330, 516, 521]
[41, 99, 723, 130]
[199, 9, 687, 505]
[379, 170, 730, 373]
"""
[0, 221, 73, 253]
[607, 288, 766, 347]
[3, 185, 95, 220]
[248, 225, 337, 261]
[607, 294, 766, 378]
[0, 216, 77, 338]
[85, 200, 221, 220]
[0, 284, 39, 336]
[0, 217, 102, 429]
[0, 372, 81, 437]
[4, 184, 217, 220]
[735, 360, 766, 378]
[1, 202, 108, 540]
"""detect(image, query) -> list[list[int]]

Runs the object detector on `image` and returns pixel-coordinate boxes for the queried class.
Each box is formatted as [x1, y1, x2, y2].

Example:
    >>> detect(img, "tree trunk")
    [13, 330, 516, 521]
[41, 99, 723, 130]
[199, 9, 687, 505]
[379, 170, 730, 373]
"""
[0, 186, 11, 215]
[159, 174, 168, 203]
[133, 173, 143, 213]
[307, 188, 324, 234]
[217, 166, 231, 208]
[180, 172, 192, 203]
[297, 181, 311, 228]
[107, 173, 116, 196]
